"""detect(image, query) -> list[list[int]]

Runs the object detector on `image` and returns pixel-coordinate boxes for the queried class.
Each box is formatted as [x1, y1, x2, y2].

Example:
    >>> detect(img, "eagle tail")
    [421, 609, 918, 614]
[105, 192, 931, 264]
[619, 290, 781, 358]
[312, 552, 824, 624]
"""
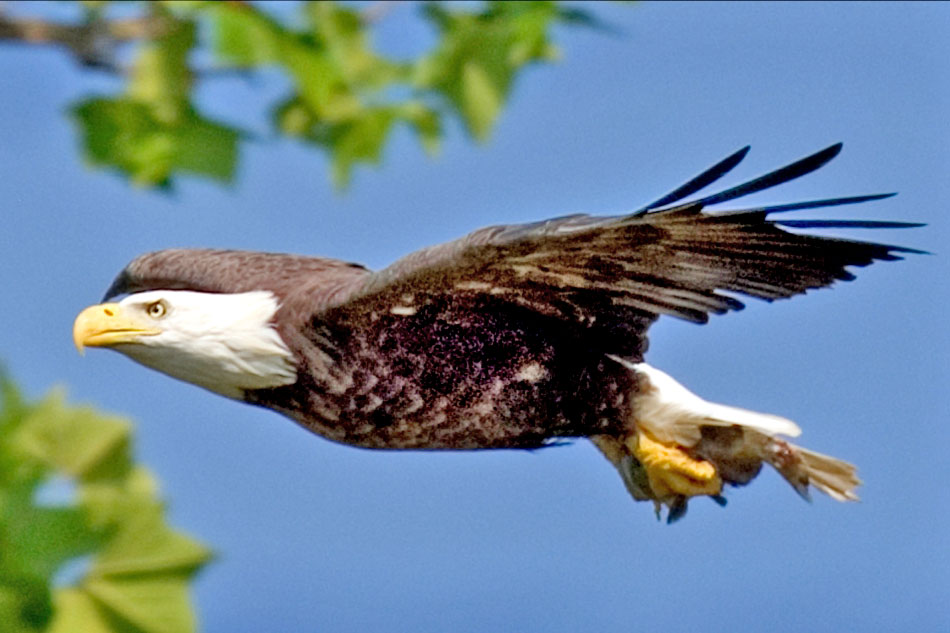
[772, 443, 861, 502]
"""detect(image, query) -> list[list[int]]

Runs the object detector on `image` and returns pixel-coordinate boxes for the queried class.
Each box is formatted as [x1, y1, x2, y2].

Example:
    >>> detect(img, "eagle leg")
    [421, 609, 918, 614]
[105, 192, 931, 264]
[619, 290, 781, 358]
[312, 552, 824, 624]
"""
[594, 360, 860, 521]
[591, 432, 723, 523]
[627, 428, 723, 500]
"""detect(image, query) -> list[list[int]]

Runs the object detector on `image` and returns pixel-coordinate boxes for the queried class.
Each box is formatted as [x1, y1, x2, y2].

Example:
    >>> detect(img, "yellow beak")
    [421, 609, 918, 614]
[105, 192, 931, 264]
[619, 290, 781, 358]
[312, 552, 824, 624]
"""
[73, 303, 161, 354]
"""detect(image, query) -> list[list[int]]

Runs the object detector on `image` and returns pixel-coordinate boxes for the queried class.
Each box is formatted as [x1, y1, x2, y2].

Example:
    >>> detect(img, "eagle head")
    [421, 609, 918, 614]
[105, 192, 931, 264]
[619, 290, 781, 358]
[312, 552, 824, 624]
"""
[73, 290, 297, 399]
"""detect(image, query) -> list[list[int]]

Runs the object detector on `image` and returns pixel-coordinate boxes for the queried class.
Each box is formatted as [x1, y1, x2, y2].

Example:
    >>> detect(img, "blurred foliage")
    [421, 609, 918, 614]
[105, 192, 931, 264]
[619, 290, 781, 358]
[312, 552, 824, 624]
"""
[0, 0, 619, 190]
[0, 375, 211, 633]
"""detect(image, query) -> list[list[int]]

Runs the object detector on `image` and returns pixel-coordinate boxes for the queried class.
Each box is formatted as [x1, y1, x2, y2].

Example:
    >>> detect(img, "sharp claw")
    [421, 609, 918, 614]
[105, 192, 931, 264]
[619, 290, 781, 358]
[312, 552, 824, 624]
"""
[666, 497, 689, 523]
[592, 431, 730, 524]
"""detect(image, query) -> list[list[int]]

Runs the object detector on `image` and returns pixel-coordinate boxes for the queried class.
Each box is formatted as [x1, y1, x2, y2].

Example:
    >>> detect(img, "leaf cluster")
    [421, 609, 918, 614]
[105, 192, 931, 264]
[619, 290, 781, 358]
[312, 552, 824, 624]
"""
[0, 376, 211, 633]
[59, 1, 612, 189]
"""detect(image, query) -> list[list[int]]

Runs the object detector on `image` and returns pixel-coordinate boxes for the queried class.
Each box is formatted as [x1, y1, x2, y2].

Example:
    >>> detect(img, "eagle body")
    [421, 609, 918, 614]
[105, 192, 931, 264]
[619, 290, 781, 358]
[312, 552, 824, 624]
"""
[73, 144, 920, 521]
[251, 290, 639, 449]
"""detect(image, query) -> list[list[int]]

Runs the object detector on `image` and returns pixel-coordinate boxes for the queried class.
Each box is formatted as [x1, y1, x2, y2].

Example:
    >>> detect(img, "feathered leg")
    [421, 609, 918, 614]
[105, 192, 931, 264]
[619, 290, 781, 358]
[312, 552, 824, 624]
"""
[593, 359, 860, 522]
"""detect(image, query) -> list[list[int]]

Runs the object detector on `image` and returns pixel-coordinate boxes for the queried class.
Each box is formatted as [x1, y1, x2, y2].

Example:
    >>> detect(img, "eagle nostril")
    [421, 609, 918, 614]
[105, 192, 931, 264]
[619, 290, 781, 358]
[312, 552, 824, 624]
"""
[104, 308, 114, 317]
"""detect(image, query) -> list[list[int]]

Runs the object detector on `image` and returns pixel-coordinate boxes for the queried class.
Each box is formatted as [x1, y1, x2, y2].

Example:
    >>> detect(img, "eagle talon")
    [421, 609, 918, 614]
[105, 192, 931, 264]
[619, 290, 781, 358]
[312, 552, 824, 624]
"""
[666, 496, 689, 523]
[592, 432, 724, 522]
[627, 428, 723, 500]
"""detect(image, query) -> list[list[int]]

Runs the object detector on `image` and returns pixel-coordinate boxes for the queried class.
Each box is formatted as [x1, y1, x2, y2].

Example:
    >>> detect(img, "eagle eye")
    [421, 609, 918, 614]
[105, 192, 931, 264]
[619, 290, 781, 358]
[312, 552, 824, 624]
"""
[146, 300, 167, 319]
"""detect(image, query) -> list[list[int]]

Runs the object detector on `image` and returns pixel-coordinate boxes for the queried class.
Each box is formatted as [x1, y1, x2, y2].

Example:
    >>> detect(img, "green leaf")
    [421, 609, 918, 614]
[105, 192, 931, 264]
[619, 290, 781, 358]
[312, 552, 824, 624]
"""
[128, 8, 196, 124]
[158, 1, 207, 14]
[0, 484, 103, 581]
[320, 107, 399, 189]
[72, 98, 172, 188]
[0, 377, 211, 633]
[210, 2, 282, 67]
[400, 102, 442, 155]
[72, 4, 238, 189]
[58, 0, 619, 191]
[0, 577, 51, 633]
[272, 97, 317, 136]
[210, 3, 365, 122]
[416, 0, 565, 139]
[84, 575, 197, 633]
[460, 61, 501, 140]
[11, 389, 131, 481]
[79, 467, 160, 531]
[172, 111, 241, 182]
[47, 588, 127, 633]
[0, 377, 44, 489]
[275, 98, 409, 188]
[91, 503, 211, 578]
[0, 374, 27, 433]
[67, 503, 211, 633]
[305, 1, 406, 89]
[72, 98, 239, 187]
[281, 41, 355, 121]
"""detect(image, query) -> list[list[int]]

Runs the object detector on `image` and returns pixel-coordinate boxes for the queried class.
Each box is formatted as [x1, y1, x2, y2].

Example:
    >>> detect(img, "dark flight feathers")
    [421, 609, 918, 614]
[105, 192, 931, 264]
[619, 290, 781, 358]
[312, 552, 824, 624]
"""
[106, 145, 918, 335]
[357, 144, 918, 327]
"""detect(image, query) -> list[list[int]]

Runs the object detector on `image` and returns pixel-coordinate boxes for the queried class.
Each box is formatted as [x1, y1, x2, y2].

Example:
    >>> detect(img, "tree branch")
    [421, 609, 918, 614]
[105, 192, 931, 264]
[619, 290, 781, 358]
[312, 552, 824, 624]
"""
[0, 8, 169, 69]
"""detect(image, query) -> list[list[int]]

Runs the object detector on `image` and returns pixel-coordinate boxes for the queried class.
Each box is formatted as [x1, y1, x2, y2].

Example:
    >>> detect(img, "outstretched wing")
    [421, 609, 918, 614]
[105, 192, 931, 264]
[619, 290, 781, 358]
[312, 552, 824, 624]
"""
[353, 144, 920, 354]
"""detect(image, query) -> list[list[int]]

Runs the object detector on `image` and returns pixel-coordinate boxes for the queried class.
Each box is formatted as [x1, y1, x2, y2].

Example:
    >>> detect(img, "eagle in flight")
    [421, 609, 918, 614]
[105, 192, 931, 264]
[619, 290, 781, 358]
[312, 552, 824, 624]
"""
[73, 144, 920, 522]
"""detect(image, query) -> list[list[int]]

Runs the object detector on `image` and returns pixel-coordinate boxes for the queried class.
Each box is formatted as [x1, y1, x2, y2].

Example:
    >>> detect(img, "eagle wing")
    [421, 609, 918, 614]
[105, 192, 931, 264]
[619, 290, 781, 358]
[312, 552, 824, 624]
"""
[353, 144, 919, 356]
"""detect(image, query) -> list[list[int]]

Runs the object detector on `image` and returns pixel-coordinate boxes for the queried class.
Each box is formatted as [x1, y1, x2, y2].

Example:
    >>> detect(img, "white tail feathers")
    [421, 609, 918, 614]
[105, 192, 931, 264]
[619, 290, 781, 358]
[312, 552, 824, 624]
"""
[794, 446, 861, 502]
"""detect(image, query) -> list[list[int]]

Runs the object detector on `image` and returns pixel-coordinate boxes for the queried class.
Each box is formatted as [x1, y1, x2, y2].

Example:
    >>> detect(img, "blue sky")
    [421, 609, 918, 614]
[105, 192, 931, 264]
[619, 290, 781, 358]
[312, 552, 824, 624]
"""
[1, 2, 948, 632]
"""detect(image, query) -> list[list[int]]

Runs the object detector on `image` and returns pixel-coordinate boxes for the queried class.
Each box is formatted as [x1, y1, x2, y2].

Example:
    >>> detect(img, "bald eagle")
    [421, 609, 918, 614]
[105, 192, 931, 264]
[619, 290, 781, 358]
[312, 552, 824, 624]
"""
[73, 144, 920, 522]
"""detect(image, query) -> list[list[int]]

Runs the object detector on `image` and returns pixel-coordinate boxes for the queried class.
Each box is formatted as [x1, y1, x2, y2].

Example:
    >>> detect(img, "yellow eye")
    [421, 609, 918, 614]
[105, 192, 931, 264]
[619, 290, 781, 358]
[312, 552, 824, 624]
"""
[146, 301, 167, 319]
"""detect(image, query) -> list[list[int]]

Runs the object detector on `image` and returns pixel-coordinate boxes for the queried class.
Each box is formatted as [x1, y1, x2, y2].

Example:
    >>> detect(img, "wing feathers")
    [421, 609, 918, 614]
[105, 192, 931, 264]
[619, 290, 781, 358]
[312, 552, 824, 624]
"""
[634, 145, 751, 213]
[358, 145, 917, 333]
[775, 219, 925, 229]
[741, 192, 897, 215]
[690, 143, 843, 207]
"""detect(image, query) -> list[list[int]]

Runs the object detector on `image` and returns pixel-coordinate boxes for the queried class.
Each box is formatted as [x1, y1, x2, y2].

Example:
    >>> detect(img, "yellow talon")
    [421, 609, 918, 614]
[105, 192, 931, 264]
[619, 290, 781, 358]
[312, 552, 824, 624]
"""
[627, 429, 722, 499]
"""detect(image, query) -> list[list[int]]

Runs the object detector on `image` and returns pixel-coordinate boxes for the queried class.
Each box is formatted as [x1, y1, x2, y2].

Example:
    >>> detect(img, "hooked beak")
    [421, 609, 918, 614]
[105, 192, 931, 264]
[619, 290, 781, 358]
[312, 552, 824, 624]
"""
[73, 303, 160, 354]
